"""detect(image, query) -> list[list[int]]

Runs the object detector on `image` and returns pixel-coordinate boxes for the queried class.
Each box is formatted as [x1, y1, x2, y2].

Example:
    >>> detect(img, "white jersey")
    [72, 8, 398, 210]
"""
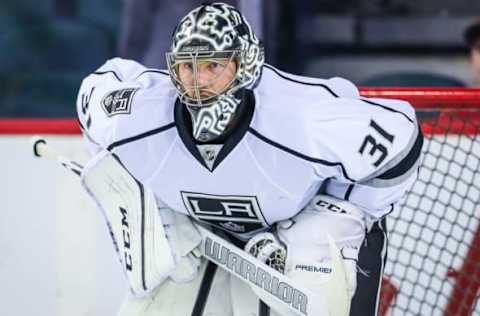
[77, 58, 422, 239]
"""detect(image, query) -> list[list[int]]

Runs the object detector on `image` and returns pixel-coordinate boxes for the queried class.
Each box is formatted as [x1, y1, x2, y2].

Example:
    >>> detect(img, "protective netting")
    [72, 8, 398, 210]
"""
[368, 89, 480, 316]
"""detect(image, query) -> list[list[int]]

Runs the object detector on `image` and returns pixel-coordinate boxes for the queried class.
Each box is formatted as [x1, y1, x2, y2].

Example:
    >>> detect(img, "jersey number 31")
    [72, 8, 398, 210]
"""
[358, 120, 395, 167]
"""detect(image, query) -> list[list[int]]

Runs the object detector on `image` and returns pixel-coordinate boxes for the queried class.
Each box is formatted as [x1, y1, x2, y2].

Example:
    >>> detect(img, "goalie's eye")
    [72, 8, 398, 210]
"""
[181, 62, 194, 72]
[208, 61, 223, 71]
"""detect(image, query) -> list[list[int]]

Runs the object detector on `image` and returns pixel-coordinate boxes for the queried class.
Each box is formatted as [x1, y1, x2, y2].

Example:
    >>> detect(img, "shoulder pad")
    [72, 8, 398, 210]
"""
[251, 95, 419, 182]
[258, 65, 360, 100]
[76, 58, 175, 153]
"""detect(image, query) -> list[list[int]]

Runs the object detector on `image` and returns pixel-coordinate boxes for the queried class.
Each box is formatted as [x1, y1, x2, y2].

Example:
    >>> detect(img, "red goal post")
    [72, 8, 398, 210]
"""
[0, 88, 479, 315]
[362, 88, 480, 135]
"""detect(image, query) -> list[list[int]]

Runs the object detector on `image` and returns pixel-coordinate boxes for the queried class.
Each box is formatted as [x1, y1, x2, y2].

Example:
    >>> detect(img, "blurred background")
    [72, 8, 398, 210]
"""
[1, 2, 480, 316]
[1, 0, 479, 118]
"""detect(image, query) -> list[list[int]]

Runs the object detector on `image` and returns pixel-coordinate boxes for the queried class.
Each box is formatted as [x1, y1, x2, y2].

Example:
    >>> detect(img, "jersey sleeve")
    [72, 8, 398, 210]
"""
[76, 58, 148, 156]
[321, 98, 423, 219]
[254, 67, 422, 219]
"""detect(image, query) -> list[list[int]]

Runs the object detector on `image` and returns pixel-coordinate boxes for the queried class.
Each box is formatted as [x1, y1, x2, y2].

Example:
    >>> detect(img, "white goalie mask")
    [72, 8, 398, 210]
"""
[166, 2, 264, 142]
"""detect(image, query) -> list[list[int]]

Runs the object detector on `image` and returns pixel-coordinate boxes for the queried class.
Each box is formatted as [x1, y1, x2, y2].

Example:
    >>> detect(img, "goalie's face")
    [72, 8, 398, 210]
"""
[174, 57, 238, 107]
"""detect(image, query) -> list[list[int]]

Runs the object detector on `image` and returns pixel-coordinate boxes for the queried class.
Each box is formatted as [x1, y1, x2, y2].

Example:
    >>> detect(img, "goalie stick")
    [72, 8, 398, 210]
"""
[30, 136, 350, 316]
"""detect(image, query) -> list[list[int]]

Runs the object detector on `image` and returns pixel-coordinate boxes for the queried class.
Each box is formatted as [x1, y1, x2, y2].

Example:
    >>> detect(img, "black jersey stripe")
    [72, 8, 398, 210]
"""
[107, 122, 176, 151]
[248, 127, 354, 182]
[377, 126, 423, 180]
[264, 64, 339, 98]
[93, 70, 122, 82]
[361, 98, 414, 124]
[93, 69, 169, 82]
[344, 184, 355, 201]
[134, 69, 170, 80]
[265, 65, 415, 124]
[384, 204, 395, 217]
[78, 119, 102, 146]
[77, 118, 86, 131]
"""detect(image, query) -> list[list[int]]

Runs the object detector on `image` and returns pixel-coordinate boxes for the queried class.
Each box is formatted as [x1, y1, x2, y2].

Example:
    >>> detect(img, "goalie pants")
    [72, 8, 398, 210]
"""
[118, 219, 388, 316]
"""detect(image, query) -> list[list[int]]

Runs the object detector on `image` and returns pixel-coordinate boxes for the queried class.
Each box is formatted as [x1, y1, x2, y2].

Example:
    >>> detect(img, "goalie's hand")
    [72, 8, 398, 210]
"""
[245, 232, 287, 274]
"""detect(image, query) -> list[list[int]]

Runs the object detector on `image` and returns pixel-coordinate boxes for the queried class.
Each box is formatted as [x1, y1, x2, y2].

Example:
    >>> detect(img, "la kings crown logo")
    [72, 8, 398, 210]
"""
[101, 88, 138, 116]
[181, 192, 267, 235]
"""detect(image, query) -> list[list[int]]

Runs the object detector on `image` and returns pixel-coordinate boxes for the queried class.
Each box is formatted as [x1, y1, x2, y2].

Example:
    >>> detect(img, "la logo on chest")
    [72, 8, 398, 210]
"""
[181, 192, 268, 235]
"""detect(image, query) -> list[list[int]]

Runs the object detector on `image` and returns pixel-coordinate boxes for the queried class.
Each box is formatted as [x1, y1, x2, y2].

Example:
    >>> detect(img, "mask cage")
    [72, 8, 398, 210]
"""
[166, 50, 247, 107]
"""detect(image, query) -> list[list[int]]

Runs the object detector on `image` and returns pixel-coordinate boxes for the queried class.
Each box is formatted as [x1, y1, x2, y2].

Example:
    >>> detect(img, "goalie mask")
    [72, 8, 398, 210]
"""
[167, 2, 264, 142]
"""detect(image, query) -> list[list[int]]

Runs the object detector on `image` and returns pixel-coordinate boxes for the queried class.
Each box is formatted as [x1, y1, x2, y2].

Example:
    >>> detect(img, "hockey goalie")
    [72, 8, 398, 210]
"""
[75, 2, 423, 316]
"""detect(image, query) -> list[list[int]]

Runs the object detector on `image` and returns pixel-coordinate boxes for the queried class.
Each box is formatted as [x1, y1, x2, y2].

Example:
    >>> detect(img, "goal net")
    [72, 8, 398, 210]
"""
[361, 88, 480, 316]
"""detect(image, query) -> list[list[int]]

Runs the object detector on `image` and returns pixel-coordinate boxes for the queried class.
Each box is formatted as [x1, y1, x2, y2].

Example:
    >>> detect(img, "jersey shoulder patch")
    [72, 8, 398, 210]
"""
[100, 87, 139, 117]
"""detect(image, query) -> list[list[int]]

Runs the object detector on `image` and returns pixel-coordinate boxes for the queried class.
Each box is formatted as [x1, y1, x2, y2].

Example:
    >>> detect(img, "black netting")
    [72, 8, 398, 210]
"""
[381, 109, 480, 316]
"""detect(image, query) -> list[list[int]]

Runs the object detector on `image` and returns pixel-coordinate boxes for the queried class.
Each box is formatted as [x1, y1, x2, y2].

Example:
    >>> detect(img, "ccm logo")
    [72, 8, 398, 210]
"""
[315, 199, 348, 214]
[119, 207, 133, 271]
